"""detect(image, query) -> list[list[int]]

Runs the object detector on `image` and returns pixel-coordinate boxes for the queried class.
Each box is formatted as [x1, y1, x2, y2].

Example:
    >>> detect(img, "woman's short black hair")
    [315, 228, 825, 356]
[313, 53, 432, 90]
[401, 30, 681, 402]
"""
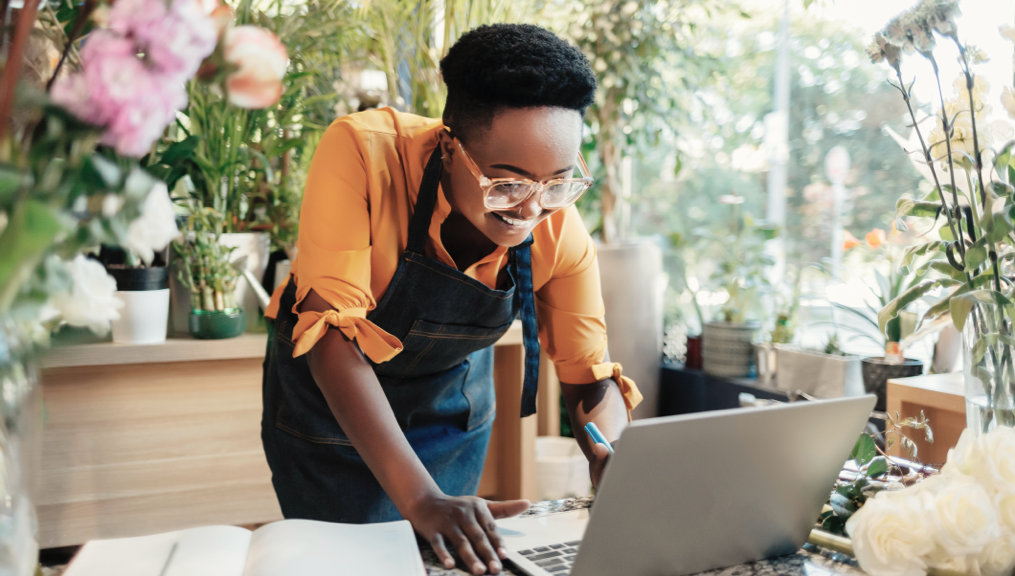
[440, 24, 596, 142]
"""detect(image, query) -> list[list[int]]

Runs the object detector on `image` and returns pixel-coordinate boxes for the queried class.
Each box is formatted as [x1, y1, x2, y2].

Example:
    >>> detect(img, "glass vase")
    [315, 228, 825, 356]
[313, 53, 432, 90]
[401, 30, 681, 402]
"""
[962, 302, 1015, 434]
[0, 316, 42, 576]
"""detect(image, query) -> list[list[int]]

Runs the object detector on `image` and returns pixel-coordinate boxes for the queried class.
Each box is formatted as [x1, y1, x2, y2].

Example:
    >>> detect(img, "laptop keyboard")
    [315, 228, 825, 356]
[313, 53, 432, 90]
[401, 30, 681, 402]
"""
[517, 540, 582, 574]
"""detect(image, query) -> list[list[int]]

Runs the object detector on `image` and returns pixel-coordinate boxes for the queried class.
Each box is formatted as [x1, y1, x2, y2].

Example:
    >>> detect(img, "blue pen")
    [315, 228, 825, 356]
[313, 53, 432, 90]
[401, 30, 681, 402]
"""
[584, 422, 614, 455]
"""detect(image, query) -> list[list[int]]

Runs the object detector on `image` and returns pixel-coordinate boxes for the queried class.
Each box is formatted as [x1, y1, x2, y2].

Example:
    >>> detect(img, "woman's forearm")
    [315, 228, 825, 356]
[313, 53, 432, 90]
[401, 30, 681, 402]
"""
[560, 376, 629, 461]
[302, 295, 439, 517]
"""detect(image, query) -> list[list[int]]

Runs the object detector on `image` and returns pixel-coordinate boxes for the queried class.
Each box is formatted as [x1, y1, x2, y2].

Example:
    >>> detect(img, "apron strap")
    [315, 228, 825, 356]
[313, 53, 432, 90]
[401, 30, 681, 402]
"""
[406, 147, 444, 255]
[512, 234, 540, 417]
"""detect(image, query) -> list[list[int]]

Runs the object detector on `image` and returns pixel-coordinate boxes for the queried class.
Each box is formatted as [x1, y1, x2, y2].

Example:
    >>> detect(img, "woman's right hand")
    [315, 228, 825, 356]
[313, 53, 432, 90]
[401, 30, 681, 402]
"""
[406, 491, 530, 575]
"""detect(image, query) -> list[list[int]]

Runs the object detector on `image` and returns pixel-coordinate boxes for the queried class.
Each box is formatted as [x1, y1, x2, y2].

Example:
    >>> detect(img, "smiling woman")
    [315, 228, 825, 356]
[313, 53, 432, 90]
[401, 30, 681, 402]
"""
[260, 23, 641, 576]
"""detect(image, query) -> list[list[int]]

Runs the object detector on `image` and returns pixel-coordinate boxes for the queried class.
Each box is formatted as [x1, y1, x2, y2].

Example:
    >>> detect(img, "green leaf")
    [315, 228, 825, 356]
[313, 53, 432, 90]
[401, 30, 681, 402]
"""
[0, 200, 64, 308]
[971, 333, 1015, 366]
[966, 237, 989, 271]
[829, 492, 856, 517]
[896, 198, 941, 219]
[950, 290, 1013, 333]
[878, 280, 945, 336]
[901, 241, 945, 267]
[850, 434, 876, 467]
[866, 457, 889, 478]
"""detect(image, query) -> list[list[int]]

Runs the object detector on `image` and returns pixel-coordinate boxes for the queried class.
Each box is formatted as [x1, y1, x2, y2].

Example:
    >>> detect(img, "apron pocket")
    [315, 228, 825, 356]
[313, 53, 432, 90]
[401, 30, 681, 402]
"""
[394, 319, 513, 378]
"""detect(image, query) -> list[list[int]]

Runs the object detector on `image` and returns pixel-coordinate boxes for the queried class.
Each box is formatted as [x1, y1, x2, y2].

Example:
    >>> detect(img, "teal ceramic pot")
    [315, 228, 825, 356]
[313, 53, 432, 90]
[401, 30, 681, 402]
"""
[189, 308, 246, 339]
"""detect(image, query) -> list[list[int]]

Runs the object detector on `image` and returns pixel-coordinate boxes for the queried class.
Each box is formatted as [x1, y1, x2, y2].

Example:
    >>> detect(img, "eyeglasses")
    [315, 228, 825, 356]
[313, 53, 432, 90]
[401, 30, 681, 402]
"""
[453, 137, 594, 211]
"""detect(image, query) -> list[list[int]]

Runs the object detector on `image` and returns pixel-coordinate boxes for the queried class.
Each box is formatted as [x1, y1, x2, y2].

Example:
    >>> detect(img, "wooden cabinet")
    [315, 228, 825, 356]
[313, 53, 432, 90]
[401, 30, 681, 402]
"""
[38, 323, 546, 548]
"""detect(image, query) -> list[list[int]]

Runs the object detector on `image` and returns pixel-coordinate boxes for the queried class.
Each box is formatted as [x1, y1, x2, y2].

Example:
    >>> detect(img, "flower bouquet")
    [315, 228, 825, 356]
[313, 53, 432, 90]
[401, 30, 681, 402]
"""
[868, 0, 1015, 435]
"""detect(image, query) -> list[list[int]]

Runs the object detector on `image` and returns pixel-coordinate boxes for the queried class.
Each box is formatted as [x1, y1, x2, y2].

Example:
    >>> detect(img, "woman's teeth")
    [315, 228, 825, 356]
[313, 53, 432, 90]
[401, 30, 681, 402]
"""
[496, 213, 530, 227]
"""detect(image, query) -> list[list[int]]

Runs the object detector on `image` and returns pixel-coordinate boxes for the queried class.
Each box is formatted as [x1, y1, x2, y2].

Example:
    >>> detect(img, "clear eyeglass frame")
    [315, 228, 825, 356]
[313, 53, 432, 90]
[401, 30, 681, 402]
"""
[452, 137, 594, 211]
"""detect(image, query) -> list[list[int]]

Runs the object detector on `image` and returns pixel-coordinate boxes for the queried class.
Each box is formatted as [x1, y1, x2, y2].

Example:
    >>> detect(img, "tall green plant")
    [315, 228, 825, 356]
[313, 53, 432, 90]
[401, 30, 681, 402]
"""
[551, 0, 736, 243]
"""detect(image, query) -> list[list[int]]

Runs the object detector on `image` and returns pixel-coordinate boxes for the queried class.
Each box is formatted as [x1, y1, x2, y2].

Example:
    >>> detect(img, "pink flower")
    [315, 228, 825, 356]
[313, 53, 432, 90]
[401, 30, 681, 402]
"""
[224, 26, 288, 109]
[50, 0, 216, 157]
[109, 0, 217, 81]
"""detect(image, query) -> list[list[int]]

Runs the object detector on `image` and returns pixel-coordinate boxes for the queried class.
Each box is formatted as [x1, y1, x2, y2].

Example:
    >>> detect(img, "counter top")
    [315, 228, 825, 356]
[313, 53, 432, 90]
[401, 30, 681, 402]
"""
[423, 496, 864, 576]
[41, 321, 524, 369]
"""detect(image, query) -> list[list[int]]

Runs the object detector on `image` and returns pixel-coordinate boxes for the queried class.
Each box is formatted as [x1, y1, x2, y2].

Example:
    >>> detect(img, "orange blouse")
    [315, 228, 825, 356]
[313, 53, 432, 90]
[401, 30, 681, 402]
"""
[265, 108, 641, 410]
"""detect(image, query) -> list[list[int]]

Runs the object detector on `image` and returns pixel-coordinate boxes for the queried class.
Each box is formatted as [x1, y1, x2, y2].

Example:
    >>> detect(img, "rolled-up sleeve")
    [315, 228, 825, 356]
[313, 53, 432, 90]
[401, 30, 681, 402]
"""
[290, 118, 402, 362]
[535, 207, 643, 411]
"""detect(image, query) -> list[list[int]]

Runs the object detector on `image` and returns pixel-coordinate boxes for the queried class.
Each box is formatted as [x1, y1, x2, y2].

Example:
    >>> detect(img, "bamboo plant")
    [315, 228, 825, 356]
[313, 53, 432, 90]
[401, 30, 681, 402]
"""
[172, 208, 240, 313]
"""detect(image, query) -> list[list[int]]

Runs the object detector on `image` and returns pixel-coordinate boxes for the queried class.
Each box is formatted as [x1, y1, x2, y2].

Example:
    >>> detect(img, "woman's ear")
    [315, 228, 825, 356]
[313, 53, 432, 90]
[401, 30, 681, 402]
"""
[437, 128, 456, 171]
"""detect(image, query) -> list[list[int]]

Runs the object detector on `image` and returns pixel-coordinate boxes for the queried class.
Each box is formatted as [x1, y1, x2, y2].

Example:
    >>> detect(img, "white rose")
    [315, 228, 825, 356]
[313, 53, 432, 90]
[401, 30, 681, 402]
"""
[124, 181, 180, 265]
[995, 489, 1015, 531]
[846, 491, 935, 576]
[49, 254, 122, 336]
[980, 530, 1015, 576]
[923, 473, 1001, 557]
[947, 427, 1015, 495]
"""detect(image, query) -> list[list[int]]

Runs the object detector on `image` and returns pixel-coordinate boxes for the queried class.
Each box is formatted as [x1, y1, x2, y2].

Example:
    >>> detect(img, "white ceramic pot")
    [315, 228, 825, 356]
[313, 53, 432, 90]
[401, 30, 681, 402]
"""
[111, 289, 170, 344]
[170, 232, 270, 334]
[702, 321, 759, 378]
[106, 266, 171, 344]
[274, 259, 292, 290]
[775, 346, 864, 398]
[597, 241, 664, 420]
[535, 437, 591, 501]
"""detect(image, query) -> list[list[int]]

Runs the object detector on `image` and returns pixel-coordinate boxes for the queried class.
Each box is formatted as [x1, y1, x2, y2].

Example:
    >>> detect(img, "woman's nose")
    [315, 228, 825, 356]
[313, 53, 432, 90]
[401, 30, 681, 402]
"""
[517, 192, 542, 219]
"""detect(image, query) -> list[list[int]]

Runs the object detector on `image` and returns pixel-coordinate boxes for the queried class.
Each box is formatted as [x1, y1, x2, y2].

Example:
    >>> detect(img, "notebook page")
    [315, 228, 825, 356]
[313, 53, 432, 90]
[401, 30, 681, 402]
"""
[64, 525, 252, 576]
[242, 519, 425, 576]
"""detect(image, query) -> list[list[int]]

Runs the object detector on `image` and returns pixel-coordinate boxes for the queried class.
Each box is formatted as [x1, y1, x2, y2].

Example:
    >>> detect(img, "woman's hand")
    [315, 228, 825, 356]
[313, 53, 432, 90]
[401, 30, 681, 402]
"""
[406, 492, 530, 575]
[589, 442, 611, 488]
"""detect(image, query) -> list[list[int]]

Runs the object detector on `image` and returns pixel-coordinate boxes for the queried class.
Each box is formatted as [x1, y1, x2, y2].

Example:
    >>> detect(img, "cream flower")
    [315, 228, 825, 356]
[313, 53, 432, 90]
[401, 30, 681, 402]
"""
[946, 427, 1015, 495]
[49, 254, 122, 336]
[980, 530, 1015, 576]
[846, 491, 935, 576]
[923, 473, 1001, 556]
[224, 26, 288, 109]
[123, 181, 180, 265]
[1002, 87, 1015, 120]
[1001, 24, 1015, 44]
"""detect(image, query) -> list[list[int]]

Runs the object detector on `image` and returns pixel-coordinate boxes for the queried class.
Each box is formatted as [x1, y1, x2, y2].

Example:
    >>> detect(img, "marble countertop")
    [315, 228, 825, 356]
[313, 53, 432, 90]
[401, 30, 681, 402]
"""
[422, 496, 866, 576]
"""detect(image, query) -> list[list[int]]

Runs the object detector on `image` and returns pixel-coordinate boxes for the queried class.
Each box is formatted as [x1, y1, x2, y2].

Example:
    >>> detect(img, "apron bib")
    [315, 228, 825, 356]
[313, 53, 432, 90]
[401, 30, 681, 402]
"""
[262, 147, 540, 523]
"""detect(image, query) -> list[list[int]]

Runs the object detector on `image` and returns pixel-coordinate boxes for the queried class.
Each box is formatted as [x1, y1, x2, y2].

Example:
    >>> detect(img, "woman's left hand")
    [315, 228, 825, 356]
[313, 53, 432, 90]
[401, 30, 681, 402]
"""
[589, 442, 611, 489]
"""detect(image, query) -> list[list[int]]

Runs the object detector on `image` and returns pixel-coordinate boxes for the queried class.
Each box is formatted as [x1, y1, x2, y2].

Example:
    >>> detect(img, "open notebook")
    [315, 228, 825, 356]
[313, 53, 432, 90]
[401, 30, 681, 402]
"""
[63, 519, 426, 576]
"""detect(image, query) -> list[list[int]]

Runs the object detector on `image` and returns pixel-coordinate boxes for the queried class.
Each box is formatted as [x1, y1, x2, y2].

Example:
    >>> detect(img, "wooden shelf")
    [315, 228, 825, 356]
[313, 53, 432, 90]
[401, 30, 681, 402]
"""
[41, 333, 269, 369]
[41, 320, 523, 369]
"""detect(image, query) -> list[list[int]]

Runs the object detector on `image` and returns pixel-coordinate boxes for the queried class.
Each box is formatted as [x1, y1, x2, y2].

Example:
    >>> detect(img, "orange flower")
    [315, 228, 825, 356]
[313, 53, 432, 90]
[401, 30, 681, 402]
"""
[865, 229, 887, 248]
[843, 230, 861, 251]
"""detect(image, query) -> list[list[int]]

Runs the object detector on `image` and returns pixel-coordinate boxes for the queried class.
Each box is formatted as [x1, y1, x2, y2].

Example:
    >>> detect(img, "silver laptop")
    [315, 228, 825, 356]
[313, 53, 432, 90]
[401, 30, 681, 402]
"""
[496, 395, 876, 576]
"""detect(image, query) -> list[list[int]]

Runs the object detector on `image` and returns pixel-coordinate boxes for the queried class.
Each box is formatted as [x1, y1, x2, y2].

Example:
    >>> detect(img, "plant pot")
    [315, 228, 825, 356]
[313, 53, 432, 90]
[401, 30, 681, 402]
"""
[189, 308, 246, 339]
[597, 241, 664, 419]
[861, 357, 924, 412]
[107, 266, 170, 345]
[702, 321, 758, 378]
[776, 346, 864, 398]
[685, 335, 702, 370]
[170, 232, 269, 334]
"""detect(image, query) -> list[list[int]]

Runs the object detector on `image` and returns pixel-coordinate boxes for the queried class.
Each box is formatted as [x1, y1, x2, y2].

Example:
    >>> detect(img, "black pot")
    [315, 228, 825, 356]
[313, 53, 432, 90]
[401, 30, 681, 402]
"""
[861, 356, 924, 412]
[105, 265, 169, 291]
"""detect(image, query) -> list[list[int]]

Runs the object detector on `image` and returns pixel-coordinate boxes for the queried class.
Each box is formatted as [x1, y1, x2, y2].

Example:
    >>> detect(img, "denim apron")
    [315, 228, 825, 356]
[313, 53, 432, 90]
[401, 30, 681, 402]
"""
[262, 147, 541, 523]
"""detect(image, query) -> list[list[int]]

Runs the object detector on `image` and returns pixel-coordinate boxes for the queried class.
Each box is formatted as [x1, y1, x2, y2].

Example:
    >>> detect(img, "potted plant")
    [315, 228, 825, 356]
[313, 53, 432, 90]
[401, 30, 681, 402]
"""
[99, 178, 181, 345]
[827, 228, 927, 410]
[775, 333, 865, 399]
[698, 195, 779, 378]
[172, 207, 245, 339]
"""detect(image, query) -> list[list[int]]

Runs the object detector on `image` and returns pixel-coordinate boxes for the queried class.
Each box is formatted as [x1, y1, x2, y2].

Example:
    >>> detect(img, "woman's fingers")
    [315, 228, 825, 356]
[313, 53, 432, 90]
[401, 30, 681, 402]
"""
[449, 525, 487, 575]
[462, 509, 502, 573]
[487, 498, 531, 519]
[476, 504, 509, 560]
[429, 533, 455, 570]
